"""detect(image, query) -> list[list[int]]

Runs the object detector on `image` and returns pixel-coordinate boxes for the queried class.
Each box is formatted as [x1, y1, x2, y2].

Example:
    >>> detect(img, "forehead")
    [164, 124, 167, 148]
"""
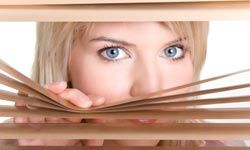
[86, 22, 178, 40]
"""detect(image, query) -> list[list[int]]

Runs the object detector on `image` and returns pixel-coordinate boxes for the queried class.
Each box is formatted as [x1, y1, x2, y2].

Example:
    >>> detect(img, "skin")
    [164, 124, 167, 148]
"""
[14, 22, 194, 146]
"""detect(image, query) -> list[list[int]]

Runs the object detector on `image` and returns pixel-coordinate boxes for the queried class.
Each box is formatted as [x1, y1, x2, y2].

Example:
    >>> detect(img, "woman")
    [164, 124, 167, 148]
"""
[5, 22, 245, 146]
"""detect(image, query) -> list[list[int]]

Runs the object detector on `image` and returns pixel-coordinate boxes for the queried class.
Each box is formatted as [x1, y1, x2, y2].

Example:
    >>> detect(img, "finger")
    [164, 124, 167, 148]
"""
[63, 118, 85, 124]
[42, 139, 80, 146]
[45, 117, 72, 123]
[88, 95, 105, 107]
[18, 139, 80, 146]
[13, 117, 28, 123]
[27, 117, 45, 123]
[18, 139, 44, 146]
[63, 95, 105, 122]
[15, 91, 29, 108]
[59, 89, 92, 108]
[63, 117, 82, 123]
[17, 91, 28, 97]
[43, 81, 67, 94]
[14, 102, 26, 108]
[26, 104, 37, 110]
[86, 139, 104, 146]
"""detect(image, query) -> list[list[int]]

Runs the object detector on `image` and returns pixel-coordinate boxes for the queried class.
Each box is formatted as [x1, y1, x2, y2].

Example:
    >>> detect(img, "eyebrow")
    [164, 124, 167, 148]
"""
[89, 36, 186, 47]
[165, 37, 186, 46]
[90, 36, 136, 47]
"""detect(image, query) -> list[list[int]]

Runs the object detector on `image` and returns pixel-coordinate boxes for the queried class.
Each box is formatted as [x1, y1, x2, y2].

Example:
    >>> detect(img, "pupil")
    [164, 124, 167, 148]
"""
[165, 47, 177, 57]
[111, 50, 116, 55]
[107, 48, 119, 58]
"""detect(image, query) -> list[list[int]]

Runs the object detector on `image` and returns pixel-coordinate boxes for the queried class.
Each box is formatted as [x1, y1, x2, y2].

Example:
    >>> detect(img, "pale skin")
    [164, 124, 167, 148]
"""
[14, 22, 194, 146]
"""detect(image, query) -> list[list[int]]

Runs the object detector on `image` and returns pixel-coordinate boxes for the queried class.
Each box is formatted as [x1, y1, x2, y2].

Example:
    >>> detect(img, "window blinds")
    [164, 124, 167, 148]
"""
[0, 0, 249, 5]
[0, 58, 250, 141]
[0, 0, 249, 21]
[0, 1, 250, 149]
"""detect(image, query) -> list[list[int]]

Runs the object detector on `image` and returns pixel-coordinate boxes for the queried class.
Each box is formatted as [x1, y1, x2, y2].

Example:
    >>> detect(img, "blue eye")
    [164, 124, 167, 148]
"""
[100, 47, 129, 61]
[163, 46, 184, 59]
[105, 48, 119, 58]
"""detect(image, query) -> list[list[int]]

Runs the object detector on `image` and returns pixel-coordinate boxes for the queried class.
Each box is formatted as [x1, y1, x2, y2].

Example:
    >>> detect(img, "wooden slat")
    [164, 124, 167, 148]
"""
[0, 59, 82, 111]
[2, 106, 250, 119]
[0, 2, 250, 21]
[97, 68, 250, 109]
[1, 123, 250, 140]
[101, 83, 250, 110]
[1, 146, 250, 150]
[0, 91, 63, 110]
[106, 96, 250, 112]
[0, 73, 62, 107]
[0, 0, 249, 5]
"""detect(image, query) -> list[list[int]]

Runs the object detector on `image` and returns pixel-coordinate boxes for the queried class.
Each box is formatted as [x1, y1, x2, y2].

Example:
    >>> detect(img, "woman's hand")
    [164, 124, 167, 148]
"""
[13, 81, 105, 146]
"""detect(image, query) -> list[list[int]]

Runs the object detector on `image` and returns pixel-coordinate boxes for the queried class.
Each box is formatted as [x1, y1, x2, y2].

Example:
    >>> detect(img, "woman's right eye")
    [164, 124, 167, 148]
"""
[100, 47, 129, 61]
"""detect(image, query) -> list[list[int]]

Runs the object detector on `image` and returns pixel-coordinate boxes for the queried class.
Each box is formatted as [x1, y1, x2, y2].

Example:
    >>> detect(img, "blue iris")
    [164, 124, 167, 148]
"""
[164, 46, 177, 57]
[105, 48, 119, 58]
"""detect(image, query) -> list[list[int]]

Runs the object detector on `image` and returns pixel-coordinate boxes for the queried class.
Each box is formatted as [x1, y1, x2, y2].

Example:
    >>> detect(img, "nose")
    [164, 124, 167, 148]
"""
[130, 62, 162, 97]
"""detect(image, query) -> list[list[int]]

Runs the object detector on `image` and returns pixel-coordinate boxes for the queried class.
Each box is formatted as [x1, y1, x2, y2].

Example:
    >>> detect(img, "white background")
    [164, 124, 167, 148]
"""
[0, 21, 250, 144]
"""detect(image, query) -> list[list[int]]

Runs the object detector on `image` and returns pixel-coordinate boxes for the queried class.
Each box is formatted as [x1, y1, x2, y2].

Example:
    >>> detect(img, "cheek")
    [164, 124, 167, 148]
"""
[71, 58, 133, 103]
[160, 56, 194, 95]
[70, 42, 133, 103]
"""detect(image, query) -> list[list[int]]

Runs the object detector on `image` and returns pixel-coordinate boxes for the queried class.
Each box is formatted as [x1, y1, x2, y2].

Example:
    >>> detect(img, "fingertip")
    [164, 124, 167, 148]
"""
[27, 117, 45, 123]
[63, 118, 82, 123]
[95, 97, 105, 106]
[77, 99, 93, 108]
[18, 139, 28, 146]
[88, 95, 105, 106]
[15, 102, 26, 108]
[43, 84, 49, 89]
[44, 81, 67, 94]
[17, 91, 28, 97]
[14, 117, 28, 123]
[77, 93, 93, 108]
[94, 98, 105, 106]
[59, 89, 93, 108]
[59, 81, 68, 88]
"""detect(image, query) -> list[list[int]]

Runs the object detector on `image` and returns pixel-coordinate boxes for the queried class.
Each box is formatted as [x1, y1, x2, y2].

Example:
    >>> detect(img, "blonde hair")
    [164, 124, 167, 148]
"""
[32, 22, 209, 147]
[32, 22, 94, 84]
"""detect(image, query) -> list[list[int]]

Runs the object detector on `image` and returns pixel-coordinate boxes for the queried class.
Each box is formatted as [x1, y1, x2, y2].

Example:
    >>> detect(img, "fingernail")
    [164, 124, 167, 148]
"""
[15, 103, 26, 107]
[46, 81, 65, 88]
[15, 117, 24, 123]
[18, 139, 28, 145]
[51, 81, 63, 86]
[96, 98, 105, 104]
[83, 100, 92, 108]
[89, 95, 105, 105]
[26, 104, 36, 110]
[18, 91, 28, 96]
[79, 99, 92, 108]
[43, 84, 49, 89]
[44, 81, 65, 89]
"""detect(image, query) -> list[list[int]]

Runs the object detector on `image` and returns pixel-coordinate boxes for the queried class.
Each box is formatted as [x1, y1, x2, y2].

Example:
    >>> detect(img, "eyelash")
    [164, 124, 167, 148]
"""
[168, 43, 187, 62]
[98, 43, 188, 63]
[98, 44, 129, 63]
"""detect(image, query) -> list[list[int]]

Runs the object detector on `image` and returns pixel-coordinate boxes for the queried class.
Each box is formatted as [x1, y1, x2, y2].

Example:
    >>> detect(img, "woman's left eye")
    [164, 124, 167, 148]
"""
[161, 45, 184, 60]
[99, 47, 129, 61]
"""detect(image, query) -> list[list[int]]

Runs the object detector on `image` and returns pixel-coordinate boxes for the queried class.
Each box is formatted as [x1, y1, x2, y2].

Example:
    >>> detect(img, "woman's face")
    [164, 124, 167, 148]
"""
[70, 22, 194, 145]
